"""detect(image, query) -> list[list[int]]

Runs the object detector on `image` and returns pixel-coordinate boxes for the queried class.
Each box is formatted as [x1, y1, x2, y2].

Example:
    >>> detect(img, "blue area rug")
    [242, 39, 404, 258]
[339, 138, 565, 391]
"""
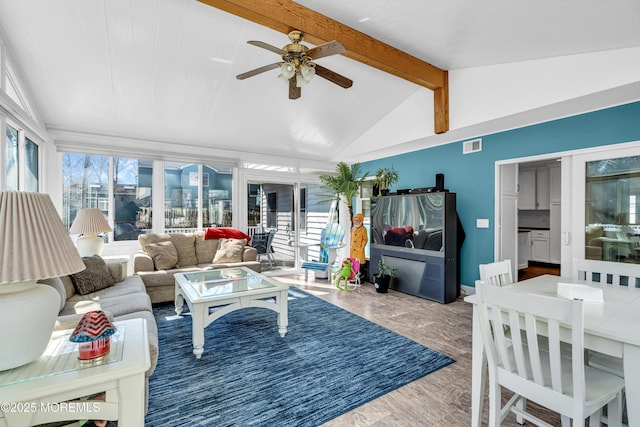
[146, 287, 455, 426]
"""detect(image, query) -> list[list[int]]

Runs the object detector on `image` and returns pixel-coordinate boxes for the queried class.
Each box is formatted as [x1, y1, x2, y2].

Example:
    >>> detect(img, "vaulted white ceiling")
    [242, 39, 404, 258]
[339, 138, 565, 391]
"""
[0, 0, 639, 170]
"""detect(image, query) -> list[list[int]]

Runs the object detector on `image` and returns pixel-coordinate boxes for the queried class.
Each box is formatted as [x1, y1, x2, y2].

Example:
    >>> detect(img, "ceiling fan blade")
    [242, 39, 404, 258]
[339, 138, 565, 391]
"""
[306, 41, 345, 60]
[236, 63, 281, 80]
[247, 40, 286, 55]
[315, 64, 353, 89]
[289, 78, 301, 100]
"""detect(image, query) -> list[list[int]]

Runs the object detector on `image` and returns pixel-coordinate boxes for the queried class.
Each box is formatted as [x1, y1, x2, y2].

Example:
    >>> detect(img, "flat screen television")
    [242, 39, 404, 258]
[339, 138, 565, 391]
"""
[370, 192, 445, 252]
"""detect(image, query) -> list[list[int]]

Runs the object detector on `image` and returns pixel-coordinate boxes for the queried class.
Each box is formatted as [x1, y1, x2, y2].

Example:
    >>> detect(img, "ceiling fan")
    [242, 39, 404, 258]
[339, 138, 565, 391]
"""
[236, 30, 353, 100]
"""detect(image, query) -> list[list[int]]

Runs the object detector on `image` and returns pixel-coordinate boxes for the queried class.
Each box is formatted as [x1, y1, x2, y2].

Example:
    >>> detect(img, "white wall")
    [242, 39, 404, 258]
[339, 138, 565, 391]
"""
[350, 47, 640, 162]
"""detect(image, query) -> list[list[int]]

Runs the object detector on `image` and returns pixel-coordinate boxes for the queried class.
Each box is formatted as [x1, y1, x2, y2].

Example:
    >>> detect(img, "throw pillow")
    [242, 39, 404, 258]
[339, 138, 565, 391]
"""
[70, 256, 116, 296]
[169, 234, 198, 267]
[204, 228, 252, 244]
[212, 238, 246, 263]
[145, 241, 179, 270]
[195, 233, 219, 264]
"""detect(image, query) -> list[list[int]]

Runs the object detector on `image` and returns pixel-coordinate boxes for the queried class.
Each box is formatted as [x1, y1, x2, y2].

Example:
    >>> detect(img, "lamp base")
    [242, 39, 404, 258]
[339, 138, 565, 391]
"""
[0, 282, 60, 371]
[76, 234, 105, 257]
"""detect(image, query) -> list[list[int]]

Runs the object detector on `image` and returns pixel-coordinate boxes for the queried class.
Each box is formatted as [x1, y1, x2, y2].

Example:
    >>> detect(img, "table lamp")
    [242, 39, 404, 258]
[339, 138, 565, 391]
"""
[69, 208, 112, 257]
[0, 191, 86, 371]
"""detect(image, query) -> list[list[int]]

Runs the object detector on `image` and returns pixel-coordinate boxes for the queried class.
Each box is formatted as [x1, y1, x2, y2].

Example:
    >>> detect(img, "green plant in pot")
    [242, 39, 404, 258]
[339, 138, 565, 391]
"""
[374, 258, 397, 293]
[374, 166, 399, 196]
[319, 162, 368, 224]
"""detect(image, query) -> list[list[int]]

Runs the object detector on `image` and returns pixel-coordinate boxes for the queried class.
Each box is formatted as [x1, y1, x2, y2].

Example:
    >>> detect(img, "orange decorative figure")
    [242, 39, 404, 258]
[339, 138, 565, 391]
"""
[350, 213, 368, 264]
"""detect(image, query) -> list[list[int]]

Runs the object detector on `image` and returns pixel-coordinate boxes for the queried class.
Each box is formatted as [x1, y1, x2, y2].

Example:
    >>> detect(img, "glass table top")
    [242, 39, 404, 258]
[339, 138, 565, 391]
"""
[180, 268, 279, 298]
[0, 326, 125, 388]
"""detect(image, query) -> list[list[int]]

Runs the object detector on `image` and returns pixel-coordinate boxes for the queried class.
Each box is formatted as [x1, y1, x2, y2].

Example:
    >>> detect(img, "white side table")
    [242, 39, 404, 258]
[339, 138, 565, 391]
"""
[0, 318, 150, 427]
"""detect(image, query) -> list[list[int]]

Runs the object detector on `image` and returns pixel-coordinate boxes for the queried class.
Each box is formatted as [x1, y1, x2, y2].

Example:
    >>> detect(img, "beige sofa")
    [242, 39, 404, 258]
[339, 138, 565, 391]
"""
[39, 256, 158, 412]
[133, 232, 261, 303]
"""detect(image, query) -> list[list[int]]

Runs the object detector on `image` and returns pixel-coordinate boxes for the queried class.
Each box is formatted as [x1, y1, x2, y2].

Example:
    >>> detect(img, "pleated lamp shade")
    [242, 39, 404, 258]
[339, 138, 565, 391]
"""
[0, 191, 86, 287]
[69, 208, 112, 235]
[69, 208, 112, 257]
[0, 191, 87, 370]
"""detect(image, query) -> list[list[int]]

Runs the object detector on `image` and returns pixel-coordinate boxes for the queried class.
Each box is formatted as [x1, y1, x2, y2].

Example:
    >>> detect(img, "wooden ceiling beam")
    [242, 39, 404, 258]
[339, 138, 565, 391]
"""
[198, 0, 449, 134]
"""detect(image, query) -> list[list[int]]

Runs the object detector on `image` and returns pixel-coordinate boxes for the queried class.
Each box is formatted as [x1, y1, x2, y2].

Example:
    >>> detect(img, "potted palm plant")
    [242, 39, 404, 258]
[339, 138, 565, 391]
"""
[374, 258, 397, 293]
[319, 162, 368, 224]
[374, 166, 400, 196]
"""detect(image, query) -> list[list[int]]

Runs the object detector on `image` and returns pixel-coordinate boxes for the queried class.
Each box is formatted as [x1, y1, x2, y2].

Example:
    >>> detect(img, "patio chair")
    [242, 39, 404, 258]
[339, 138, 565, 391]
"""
[301, 223, 345, 283]
[251, 229, 276, 266]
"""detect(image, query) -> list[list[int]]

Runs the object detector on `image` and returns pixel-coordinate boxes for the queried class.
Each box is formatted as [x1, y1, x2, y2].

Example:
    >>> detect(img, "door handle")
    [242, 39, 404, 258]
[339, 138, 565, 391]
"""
[562, 231, 570, 245]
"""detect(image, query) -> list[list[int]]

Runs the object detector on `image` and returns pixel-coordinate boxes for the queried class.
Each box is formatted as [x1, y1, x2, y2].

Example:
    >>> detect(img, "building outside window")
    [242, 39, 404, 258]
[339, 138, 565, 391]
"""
[62, 153, 109, 230]
[113, 158, 152, 241]
[164, 162, 233, 231]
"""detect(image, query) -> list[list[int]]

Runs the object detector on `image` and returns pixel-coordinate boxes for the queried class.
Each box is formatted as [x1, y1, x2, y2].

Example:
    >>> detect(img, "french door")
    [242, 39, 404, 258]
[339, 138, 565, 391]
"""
[569, 143, 640, 274]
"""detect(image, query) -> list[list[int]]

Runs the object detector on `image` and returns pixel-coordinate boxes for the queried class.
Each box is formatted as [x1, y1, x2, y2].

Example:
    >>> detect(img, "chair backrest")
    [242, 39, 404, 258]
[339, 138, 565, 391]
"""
[321, 223, 345, 248]
[251, 229, 276, 254]
[266, 229, 276, 249]
[479, 260, 514, 287]
[574, 257, 640, 288]
[475, 280, 585, 413]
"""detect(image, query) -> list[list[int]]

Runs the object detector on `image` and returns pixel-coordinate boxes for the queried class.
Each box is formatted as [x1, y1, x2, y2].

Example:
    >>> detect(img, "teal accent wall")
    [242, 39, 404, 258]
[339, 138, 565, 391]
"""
[361, 101, 640, 288]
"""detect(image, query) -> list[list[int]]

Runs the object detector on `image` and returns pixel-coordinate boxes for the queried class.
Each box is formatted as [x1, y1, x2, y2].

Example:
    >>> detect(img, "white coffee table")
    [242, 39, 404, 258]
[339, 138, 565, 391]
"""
[174, 267, 289, 359]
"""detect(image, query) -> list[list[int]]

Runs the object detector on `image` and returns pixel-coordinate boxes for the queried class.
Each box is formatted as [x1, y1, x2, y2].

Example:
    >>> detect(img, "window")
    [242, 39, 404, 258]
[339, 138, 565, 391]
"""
[585, 155, 640, 264]
[113, 158, 152, 241]
[4, 125, 40, 192]
[62, 153, 109, 230]
[299, 187, 307, 232]
[24, 137, 38, 192]
[62, 153, 232, 238]
[267, 192, 277, 228]
[204, 165, 232, 228]
[5, 125, 18, 191]
[164, 162, 198, 230]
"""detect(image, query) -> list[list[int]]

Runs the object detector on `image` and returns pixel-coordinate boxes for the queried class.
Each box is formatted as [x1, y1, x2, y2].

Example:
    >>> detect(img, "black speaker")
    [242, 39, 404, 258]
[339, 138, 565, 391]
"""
[435, 173, 445, 191]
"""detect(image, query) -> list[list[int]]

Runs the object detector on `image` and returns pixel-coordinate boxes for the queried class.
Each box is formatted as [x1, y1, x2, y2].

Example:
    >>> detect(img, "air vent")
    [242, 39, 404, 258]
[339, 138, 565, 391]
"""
[463, 138, 482, 154]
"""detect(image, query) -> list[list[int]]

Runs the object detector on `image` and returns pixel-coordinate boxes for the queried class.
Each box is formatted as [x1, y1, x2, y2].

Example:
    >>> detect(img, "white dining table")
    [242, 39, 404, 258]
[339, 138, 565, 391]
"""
[465, 274, 640, 426]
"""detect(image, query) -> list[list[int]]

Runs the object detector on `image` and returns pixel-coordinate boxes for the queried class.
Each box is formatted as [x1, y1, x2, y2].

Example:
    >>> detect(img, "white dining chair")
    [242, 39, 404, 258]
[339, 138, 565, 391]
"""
[475, 281, 624, 427]
[479, 260, 514, 287]
[574, 258, 638, 421]
[574, 257, 640, 288]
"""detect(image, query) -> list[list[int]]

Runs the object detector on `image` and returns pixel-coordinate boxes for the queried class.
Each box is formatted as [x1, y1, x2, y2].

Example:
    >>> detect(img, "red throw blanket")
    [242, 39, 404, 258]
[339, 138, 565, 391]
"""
[204, 227, 252, 243]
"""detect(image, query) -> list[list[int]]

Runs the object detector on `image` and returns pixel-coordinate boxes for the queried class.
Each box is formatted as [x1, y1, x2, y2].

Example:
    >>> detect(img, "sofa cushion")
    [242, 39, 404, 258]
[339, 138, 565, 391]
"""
[169, 233, 198, 267]
[139, 232, 171, 249]
[145, 241, 179, 270]
[204, 228, 252, 244]
[60, 291, 152, 317]
[70, 256, 115, 296]
[212, 238, 246, 263]
[38, 277, 66, 312]
[66, 275, 147, 303]
[195, 232, 219, 264]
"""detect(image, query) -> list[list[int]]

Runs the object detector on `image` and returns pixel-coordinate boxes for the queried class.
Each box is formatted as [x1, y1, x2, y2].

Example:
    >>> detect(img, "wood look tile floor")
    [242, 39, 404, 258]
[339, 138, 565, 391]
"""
[274, 274, 562, 427]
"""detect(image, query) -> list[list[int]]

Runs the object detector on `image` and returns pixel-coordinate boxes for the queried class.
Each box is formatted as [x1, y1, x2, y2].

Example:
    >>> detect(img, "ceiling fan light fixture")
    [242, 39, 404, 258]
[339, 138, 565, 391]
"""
[300, 63, 315, 81]
[278, 63, 296, 81]
[295, 73, 309, 88]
